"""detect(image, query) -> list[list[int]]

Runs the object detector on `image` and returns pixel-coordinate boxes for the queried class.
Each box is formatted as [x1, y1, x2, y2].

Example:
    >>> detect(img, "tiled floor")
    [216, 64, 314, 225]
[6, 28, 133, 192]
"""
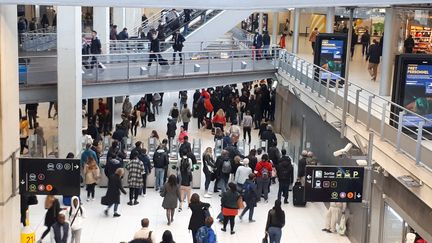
[26, 90, 351, 243]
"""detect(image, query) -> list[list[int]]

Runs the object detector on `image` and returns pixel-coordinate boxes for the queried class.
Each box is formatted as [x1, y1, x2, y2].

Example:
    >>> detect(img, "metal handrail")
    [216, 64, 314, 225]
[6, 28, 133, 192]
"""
[277, 50, 432, 167]
[129, 9, 165, 36]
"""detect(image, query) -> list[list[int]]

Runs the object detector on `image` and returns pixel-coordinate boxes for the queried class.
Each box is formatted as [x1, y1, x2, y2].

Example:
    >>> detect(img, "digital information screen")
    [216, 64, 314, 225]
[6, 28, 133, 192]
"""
[319, 39, 344, 80]
[19, 158, 81, 196]
[305, 166, 364, 203]
[402, 64, 432, 127]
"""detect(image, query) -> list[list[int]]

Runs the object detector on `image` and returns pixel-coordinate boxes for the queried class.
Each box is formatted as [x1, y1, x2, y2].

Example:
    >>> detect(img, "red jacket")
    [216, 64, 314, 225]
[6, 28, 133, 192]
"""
[255, 161, 272, 178]
[212, 115, 226, 126]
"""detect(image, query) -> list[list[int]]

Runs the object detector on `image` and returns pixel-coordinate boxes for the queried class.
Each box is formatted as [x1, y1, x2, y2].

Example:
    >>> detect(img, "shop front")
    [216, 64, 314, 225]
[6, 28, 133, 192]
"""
[399, 9, 432, 54]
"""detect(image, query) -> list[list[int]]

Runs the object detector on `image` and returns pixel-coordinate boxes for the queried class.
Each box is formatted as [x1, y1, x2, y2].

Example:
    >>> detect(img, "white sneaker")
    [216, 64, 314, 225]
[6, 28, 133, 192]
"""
[207, 191, 213, 195]
[86, 199, 90, 202]
[203, 193, 212, 198]
[91, 198, 95, 201]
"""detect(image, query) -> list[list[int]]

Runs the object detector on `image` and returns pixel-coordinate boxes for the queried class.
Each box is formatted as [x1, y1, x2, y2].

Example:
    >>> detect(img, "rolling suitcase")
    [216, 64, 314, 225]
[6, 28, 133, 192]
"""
[292, 181, 306, 207]
[147, 112, 155, 122]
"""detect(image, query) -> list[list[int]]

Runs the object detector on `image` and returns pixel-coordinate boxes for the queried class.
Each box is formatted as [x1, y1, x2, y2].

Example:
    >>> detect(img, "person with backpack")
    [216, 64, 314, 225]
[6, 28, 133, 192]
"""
[178, 155, 193, 212]
[195, 216, 217, 243]
[153, 145, 169, 191]
[180, 103, 192, 131]
[265, 200, 286, 243]
[126, 151, 145, 206]
[276, 153, 293, 204]
[214, 150, 231, 193]
[239, 173, 258, 222]
[202, 147, 216, 198]
[178, 126, 189, 145]
[133, 218, 157, 242]
[179, 91, 188, 112]
[188, 193, 211, 243]
[255, 154, 273, 203]
[67, 196, 85, 243]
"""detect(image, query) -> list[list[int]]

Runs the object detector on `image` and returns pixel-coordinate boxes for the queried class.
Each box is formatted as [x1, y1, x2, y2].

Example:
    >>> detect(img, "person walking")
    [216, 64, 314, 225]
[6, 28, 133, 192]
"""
[195, 217, 217, 243]
[67, 196, 86, 243]
[161, 175, 181, 225]
[214, 150, 231, 193]
[404, 35, 415, 53]
[25, 103, 38, 129]
[297, 150, 308, 186]
[252, 30, 263, 60]
[265, 200, 286, 243]
[133, 218, 157, 242]
[137, 98, 148, 128]
[89, 30, 102, 71]
[239, 173, 258, 222]
[235, 158, 252, 190]
[178, 155, 193, 212]
[241, 111, 253, 144]
[103, 168, 127, 217]
[180, 103, 192, 131]
[366, 39, 381, 82]
[49, 213, 71, 243]
[262, 31, 271, 59]
[166, 116, 177, 148]
[278, 33, 286, 49]
[255, 154, 272, 203]
[212, 109, 227, 132]
[126, 151, 145, 206]
[188, 193, 211, 243]
[202, 147, 216, 198]
[220, 182, 241, 235]
[132, 142, 152, 196]
[276, 154, 293, 204]
[361, 30, 371, 57]
[37, 195, 61, 242]
[161, 230, 176, 243]
[309, 27, 319, 54]
[172, 30, 185, 64]
[130, 106, 139, 137]
[19, 116, 29, 154]
[83, 157, 100, 201]
[122, 96, 133, 116]
[147, 32, 162, 69]
[153, 145, 169, 191]
[322, 202, 346, 233]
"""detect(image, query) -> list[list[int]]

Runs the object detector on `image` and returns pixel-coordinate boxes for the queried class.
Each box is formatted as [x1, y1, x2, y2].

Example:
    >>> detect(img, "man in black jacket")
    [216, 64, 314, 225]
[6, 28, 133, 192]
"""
[261, 125, 277, 148]
[213, 150, 230, 193]
[179, 136, 192, 156]
[90, 30, 102, 70]
[153, 146, 169, 191]
[166, 116, 177, 149]
[366, 39, 381, 82]
[172, 30, 185, 64]
[277, 154, 293, 204]
[147, 32, 161, 68]
[297, 150, 308, 186]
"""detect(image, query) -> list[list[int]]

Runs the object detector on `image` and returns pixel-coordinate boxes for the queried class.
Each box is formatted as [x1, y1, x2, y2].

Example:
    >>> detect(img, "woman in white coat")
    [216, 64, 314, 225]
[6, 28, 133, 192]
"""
[67, 196, 86, 243]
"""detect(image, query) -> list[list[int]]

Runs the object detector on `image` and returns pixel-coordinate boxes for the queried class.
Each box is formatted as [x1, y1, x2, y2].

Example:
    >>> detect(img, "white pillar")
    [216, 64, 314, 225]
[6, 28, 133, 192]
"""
[93, 7, 110, 54]
[292, 8, 300, 54]
[379, 7, 396, 96]
[57, 6, 82, 158]
[113, 8, 125, 28]
[272, 12, 279, 45]
[258, 12, 264, 34]
[326, 7, 335, 33]
[0, 4, 21, 243]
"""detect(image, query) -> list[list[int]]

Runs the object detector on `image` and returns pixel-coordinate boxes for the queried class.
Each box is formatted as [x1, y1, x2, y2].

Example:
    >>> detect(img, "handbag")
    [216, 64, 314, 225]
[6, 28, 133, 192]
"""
[262, 232, 269, 243]
[237, 196, 245, 209]
[101, 196, 109, 206]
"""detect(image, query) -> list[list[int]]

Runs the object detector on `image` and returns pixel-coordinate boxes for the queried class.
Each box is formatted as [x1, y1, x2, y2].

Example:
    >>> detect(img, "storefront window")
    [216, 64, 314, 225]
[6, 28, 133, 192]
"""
[398, 9, 432, 54]
[382, 204, 404, 243]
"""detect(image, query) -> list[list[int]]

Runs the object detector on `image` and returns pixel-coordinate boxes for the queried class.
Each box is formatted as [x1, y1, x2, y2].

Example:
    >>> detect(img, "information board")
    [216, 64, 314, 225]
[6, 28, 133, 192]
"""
[19, 158, 81, 196]
[305, 165, 364, 202]
[313, 33, 348, 81]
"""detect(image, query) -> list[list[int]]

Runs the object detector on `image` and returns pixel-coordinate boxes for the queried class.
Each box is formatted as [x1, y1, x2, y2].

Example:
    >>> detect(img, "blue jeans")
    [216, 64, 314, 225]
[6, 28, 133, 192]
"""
[277, 182, 290, 201]
[240, 201, 255, 220]
[107, 203, 119, 213]
[155, 168, 165, 190]
[268, 226, 282, 243]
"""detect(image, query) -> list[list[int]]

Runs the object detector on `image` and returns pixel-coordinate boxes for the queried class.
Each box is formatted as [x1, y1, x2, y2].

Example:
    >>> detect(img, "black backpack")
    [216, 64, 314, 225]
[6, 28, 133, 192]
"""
[278, 165, 291, 180]
[171, 108, 179, 118]
[180, 158, 190, 173]
[153, 152, 163, 168]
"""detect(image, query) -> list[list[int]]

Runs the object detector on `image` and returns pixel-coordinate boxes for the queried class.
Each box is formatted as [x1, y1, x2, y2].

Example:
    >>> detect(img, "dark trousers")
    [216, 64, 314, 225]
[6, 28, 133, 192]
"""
[197, 116, 204, 129]
[129, 188, 140, 202]
[86, 183, 96, 198]
[142, 174, 147, 195]
[48, 102, 54, 117]
[240, 201, 255, 220]
[140, 114, 146, 127]
[27, 110, 37, 129]
[41, 227, 51, 239]
[223, 215, 235, 231]
[254, 114, 261, 129]
[20, 137, 28, 154]
[173, 47, 183, 62]
[183, 122, 189, 131]
[131, 123, 138, 136]
[90, 56, 98, 69]
[204, 171, 212, 191]
[278, 181, 290, 202]
[192, 230, 198, 243]
[243, 127, 251, 143]
[362, 43, 369, 56]
[147, 53, 162, 67]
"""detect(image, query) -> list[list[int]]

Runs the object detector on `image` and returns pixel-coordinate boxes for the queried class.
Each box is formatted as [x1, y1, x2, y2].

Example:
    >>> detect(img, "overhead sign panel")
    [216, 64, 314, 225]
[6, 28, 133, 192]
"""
[305, 165, 364, 202]
[19, 158, 81, 196]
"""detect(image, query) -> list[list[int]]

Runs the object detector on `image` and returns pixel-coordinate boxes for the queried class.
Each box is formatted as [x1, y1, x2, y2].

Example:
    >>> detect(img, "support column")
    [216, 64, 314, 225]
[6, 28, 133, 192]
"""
[113, 7, 125, 28]
[0, 4, 21, 242]
[57, 6, 82, 158]
[379, 7, 396, 96]
[272, 12, 279, 45]
[292, 8, 300, 54]
[326, 7, 335, 33]
[258, 12, 264, 34]
[93, 7, 110, 54]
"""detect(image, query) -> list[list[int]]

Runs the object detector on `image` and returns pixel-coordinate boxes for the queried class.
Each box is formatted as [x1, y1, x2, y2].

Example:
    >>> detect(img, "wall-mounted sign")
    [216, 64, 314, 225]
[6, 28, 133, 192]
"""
[19, 158, 80, 196]
[305, 165, 364, 202]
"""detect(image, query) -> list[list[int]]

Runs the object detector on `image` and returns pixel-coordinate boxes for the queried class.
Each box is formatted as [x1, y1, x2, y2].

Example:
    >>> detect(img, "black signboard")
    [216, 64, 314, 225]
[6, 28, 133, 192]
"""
[305, 165, 364, 202]
[313, 33, 348, 82]
[19, 158, 81, 196]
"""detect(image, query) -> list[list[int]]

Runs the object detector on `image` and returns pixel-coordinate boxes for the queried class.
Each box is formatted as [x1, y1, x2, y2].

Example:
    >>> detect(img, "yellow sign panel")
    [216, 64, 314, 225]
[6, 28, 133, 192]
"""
[21, 232, 35, 243]
[310, 14, 326, 33]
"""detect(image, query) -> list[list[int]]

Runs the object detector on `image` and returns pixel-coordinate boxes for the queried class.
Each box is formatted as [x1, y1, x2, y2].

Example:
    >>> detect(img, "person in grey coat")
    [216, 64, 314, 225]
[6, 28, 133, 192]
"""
[180, 103, 192, 131]
[161, 174, 181, 225]
[126, 151, 145, 206]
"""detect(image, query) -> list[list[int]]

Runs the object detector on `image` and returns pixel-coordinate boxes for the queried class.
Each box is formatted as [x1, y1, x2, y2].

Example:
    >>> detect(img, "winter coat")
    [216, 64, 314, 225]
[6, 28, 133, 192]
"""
[188, 202, 210, 231]
[180, 108, 192, 123]
[161, 183, 181, 209]
[83, 163, 100, 185]
[67, 196, 86, 231]
[104, 174, 126, 205]
[44, 198, 60, 227]
[166, 119, 177, 138]
[242, 179, 258, 206]
[126, 159, 145, 188]
[221, 190, 240, 209]
[153, 149, 169, 169]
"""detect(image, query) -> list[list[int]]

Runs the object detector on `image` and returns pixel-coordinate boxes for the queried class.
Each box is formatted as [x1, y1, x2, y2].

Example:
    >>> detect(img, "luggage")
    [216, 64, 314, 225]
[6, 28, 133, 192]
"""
[147, 112, 155, 122]
[292, 181, 306, 207]
[159, 58, 170, 70]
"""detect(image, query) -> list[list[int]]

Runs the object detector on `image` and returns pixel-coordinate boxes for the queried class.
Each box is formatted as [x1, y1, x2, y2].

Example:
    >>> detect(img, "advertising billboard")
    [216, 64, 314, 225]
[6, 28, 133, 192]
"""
[314, 34, 348, 81]
[19, 158, 81, 196]
[305, 165, 364, 202]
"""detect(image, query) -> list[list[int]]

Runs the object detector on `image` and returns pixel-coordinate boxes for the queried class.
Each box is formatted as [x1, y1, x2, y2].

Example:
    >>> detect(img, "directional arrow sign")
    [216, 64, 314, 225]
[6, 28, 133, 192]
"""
[21, 180, 25, 185]
[74, 165, 79, 170]
[357, 193, 362, 198]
